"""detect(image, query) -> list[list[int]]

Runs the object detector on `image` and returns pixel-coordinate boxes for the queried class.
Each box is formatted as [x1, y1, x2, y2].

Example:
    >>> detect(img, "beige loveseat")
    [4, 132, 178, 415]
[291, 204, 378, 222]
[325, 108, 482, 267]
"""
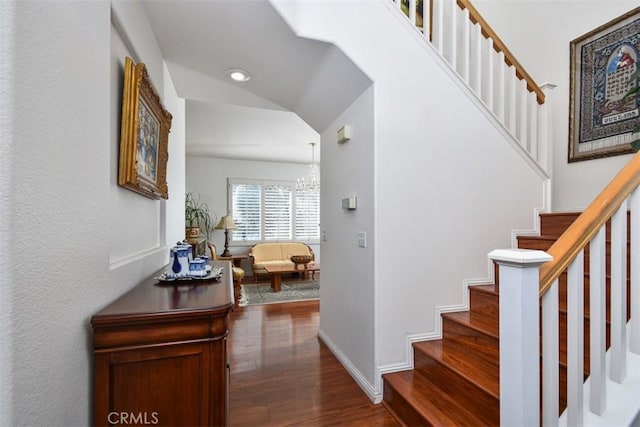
[249, 242, 314, 282]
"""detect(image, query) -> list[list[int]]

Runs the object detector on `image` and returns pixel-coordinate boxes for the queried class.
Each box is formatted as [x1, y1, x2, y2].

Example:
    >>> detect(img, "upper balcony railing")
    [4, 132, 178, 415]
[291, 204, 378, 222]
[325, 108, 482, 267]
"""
[391, 0, 553, 172]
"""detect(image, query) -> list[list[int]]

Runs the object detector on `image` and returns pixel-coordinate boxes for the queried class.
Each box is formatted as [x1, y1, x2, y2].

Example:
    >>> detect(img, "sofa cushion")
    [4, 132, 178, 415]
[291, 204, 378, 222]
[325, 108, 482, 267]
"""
[252, 260, 295, 271]
[250, 243, 285, 263]
[279, 243, 312, 259]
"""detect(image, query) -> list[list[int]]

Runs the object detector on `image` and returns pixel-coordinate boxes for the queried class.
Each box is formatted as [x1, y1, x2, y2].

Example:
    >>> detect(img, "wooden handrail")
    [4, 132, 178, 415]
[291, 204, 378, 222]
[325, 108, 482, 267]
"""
[455, 0, 545, 105]
[539, 152, 640, 296]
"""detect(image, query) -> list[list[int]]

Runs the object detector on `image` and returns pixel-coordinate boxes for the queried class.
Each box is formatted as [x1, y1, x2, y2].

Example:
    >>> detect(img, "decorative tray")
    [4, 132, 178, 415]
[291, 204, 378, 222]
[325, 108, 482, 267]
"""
[156, 266, 224, 284]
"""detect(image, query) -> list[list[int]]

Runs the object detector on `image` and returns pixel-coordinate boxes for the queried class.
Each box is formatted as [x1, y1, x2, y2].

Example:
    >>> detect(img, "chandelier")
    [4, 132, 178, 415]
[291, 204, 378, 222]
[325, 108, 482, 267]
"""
[296, 142, 320, 196]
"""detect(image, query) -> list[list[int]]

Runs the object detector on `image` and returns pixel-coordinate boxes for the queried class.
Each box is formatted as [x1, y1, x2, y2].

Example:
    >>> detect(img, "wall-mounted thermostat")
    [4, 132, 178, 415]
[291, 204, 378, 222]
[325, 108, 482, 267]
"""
[337, 125, 351, 144]
[342, 196, 357, 210]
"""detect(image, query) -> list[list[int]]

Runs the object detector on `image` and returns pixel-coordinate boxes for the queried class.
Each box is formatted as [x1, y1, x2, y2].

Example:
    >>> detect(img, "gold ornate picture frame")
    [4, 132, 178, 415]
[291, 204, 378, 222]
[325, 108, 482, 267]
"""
[568, 7, 640, 162]
[118, 57, 172, 199]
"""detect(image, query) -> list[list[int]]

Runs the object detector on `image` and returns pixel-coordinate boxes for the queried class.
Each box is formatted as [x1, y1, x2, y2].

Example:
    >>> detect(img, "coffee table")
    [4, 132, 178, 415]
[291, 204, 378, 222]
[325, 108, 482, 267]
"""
[264, 264, 320, 292]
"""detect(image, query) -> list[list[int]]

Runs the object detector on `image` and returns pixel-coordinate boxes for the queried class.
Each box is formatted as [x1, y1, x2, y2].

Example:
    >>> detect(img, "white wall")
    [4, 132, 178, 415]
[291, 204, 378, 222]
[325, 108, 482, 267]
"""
[319, 87, 376, 390]
[273, 0, 546, 401]
[1, 1, 185, 425]
[473, 0, 639, 211]
[185, 156, 320, 271]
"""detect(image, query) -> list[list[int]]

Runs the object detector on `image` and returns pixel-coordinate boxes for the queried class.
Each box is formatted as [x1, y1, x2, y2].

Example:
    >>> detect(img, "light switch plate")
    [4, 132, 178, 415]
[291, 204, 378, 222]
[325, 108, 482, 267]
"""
[357, 231, 366, 248]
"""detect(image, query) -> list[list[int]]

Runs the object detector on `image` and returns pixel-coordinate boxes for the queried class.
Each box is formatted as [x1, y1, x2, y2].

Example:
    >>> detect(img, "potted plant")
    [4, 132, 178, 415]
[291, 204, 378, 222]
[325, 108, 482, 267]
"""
[185, 192, 217, 241]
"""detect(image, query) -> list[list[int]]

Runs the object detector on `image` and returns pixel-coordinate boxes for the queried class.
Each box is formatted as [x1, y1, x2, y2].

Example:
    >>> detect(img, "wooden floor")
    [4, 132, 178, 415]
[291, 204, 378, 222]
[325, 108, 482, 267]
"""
[228, 279, 399, 426]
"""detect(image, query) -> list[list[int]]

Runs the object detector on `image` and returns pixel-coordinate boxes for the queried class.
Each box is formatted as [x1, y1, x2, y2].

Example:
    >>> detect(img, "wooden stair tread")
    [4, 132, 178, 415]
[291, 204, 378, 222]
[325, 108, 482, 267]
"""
[443, 311, 499, 338]
[383, 370, 498, 426]
[413, 339, 499, 398]
[469, 284, 498, 295]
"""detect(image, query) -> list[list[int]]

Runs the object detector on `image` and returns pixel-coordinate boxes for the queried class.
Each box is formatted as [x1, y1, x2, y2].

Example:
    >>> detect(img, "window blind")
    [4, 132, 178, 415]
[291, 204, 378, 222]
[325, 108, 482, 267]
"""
[228, 178, 319, 243]
[230, 183, 261, 241]
[295, 190, 319, 240]
[264, 184, 292, 240]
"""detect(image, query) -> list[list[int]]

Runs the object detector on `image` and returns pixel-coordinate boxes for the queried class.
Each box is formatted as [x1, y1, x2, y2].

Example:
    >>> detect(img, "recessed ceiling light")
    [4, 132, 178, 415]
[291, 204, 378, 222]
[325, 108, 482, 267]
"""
[226, 68, 251, 82]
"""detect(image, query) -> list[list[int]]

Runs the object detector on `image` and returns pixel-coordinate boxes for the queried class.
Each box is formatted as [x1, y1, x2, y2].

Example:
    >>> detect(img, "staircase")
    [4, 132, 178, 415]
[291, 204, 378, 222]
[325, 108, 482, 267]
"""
[382, 212, 630, 425]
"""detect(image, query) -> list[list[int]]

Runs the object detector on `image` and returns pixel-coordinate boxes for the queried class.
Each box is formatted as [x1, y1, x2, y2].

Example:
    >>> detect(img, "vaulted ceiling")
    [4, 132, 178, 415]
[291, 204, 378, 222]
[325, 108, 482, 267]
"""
[141, 0, 372, 163]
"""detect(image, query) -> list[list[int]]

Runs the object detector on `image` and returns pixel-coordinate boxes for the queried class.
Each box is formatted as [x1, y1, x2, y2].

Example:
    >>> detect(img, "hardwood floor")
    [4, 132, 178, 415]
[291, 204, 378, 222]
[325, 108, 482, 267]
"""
[228, 280, 399, 426]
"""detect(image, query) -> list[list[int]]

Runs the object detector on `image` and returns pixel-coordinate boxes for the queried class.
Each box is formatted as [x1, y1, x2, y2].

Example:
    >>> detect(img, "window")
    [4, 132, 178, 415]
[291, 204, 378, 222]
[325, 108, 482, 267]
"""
[295, 191, 320, 240]
[229, 178, 319, 243]
[264, 184, 292, 240]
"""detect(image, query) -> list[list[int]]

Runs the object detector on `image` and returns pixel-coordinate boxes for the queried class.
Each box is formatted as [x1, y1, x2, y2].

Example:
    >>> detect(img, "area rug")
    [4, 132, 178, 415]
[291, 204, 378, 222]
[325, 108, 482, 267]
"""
[238, 280, 319, 307]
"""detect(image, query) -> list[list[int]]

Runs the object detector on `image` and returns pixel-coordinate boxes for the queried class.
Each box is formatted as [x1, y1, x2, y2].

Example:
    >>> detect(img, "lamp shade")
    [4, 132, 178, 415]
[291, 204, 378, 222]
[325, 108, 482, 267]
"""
[215, 215, 237, 230]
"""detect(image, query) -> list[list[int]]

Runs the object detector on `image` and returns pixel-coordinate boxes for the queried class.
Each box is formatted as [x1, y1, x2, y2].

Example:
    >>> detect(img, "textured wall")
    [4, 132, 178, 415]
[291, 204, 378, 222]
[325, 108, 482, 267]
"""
[0, 2, 16, 424]
[6, 2, 111, 425]
[2, 1, 185, 425]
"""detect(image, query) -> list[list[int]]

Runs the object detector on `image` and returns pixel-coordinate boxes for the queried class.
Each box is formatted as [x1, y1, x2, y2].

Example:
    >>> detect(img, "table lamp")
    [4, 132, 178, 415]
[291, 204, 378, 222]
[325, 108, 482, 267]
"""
[215, 215, 237, 257]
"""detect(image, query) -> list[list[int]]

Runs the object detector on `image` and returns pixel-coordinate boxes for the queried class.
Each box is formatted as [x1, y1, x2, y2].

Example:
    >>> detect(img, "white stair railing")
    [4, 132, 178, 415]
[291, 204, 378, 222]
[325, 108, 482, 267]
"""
[391, 0, 551, 172]
[490, 153, 640, 426]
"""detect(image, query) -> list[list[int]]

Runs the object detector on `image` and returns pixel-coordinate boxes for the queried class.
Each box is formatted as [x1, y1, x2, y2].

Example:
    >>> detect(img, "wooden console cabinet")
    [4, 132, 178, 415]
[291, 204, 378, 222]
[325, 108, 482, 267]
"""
[91, 261, 234, 427]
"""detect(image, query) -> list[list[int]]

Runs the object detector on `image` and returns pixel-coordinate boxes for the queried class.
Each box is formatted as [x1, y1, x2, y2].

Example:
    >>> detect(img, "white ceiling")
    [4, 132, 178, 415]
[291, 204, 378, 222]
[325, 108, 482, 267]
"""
[141, 0, 372, 164]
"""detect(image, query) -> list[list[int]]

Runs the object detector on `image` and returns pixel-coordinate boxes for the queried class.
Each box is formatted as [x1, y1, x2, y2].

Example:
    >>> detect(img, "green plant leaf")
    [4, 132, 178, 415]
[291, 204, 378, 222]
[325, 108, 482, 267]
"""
[185, 192, 217, 239]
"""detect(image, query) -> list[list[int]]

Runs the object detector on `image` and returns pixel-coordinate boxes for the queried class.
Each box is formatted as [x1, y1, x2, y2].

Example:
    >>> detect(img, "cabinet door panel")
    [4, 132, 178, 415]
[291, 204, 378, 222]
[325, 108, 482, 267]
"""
[107, 343, 210, 426]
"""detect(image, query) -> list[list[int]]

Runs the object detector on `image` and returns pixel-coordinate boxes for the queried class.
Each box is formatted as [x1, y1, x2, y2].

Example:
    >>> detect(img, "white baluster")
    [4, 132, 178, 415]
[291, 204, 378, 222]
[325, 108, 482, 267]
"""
[449, 0, 457, 70]
[590, 226, 607, 415]
[422, 0, 431, 40]
[434, 0, 444, 54]
[610, 202, 628, 383]
[495, 52, 505, 122]
[409, 0, 416, 27]
[528, 91, 538, 161]
[485, 38, 494, 110]
[518, 79, 528, 149]
[567, 251, 584, 427]
[472, 23, 482, 94]
[537, 83, 557, 174]
[489, 249, 551, 427]
[632, 186, 640, 354]
[461, 8, 470, 83]
[508, 66, 517, 135]
[542, 278, 559, 427]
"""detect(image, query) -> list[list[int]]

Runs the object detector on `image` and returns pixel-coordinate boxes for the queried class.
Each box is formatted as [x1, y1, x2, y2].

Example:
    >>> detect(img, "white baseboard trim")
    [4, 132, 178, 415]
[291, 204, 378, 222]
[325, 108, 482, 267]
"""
[372, 271, 497, 403]
[317, 329, 380, 403]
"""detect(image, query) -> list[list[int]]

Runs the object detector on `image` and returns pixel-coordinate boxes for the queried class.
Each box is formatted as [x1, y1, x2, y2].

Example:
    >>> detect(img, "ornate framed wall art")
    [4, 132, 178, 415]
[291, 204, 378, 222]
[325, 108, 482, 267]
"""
[118, 57, 172, 199]
[568, 7, 640, 162]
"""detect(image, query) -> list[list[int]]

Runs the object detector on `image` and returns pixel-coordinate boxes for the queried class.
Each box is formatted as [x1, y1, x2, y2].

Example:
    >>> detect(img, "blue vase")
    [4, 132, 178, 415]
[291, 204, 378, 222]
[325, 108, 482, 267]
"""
[172, 251, 181, 274]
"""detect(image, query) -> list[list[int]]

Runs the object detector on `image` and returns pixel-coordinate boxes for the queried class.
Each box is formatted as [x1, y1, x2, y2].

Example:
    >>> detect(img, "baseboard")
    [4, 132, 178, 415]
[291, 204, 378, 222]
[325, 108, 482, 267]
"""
[317, 329, 380, 403]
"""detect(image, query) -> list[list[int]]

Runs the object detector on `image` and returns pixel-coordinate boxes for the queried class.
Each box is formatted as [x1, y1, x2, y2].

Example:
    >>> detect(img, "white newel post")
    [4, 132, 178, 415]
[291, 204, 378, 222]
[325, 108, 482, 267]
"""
[538, 82, 557, 173]
[489, 249, 552, 427]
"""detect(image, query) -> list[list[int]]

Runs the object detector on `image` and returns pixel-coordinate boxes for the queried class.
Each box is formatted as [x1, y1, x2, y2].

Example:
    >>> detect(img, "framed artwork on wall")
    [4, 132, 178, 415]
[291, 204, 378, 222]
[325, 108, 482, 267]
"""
[118, 57, 172, 199]
[568, 7, 640, 162]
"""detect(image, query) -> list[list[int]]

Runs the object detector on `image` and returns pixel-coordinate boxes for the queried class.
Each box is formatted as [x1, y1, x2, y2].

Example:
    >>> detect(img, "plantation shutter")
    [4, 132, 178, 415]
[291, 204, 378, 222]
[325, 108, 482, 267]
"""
[264, 184, 292, 240]
[294, 190, 319, 240]
[230, 183, 261, 241]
